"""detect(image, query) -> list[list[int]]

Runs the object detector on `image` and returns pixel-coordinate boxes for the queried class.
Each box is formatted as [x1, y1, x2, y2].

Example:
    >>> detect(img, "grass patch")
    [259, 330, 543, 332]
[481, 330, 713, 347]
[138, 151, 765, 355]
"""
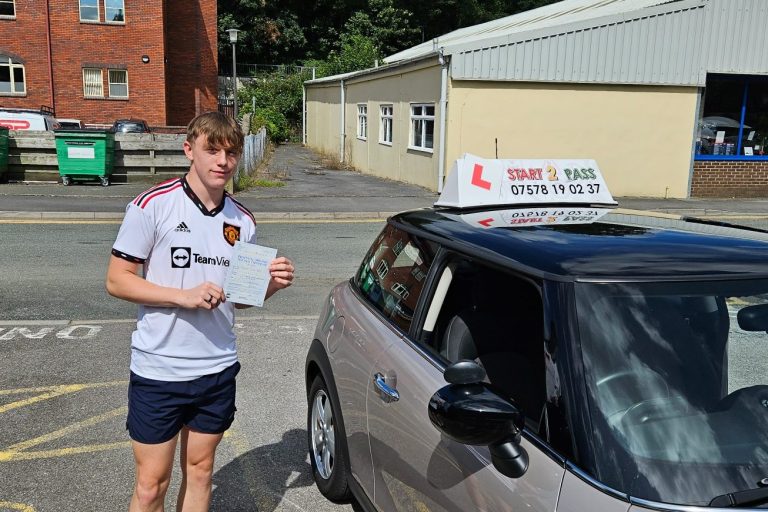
[236, 173, 285, 191]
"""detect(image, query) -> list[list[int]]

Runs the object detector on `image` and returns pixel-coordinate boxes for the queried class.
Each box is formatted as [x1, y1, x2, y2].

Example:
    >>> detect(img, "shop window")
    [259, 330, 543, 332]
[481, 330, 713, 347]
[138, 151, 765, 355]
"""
[108, 69, 128, 98]
[0, 56, 25, 95]
[410, 103, 434, 152]
[696, 75, 768, 159]
[83, 68, 103, 97]
[357, 104, 367, 140]
[380, 104, 393, 145]
[0, 0, 15, 17]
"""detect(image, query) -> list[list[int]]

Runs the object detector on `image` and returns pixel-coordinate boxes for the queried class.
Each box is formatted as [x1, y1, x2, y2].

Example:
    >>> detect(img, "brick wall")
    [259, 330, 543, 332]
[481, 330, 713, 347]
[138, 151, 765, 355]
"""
[0, 0, 52, 110]
[691, 160, 768, 198]
[48, 1, 167, 126]
[164, 0, 218, 126]
[1, 1, 217, 127]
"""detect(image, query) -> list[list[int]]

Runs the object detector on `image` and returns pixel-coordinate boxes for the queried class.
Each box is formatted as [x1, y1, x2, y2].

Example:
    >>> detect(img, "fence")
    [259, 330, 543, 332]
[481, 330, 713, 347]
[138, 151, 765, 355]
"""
[6, 131, 189, 183]
[235, 127, 268, 183]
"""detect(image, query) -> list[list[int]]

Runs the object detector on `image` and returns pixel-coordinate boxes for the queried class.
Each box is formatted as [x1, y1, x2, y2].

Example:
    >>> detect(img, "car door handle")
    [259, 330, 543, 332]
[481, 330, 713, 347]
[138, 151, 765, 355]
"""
[373, 373, 400, 403]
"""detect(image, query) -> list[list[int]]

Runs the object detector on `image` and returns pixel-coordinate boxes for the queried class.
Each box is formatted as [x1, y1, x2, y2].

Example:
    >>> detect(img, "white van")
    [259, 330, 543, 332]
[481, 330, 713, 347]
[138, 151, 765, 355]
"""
[0, 108, 60, 130]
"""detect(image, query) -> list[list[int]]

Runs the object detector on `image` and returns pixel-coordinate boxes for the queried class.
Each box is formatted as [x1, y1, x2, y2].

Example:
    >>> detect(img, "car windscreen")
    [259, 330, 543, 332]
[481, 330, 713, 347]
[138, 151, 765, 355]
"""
[575, 280, 768, 507]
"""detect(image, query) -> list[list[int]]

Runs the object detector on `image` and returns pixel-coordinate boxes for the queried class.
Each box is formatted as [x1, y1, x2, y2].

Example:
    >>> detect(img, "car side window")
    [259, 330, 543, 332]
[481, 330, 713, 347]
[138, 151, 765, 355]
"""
[355, 224, 435, 332]
[423, 259, 548, 433]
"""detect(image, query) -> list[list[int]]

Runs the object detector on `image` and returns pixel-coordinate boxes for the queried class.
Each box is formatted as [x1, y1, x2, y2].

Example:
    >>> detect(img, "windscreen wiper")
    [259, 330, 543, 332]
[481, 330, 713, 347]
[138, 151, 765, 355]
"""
[709, 483, 768, 508]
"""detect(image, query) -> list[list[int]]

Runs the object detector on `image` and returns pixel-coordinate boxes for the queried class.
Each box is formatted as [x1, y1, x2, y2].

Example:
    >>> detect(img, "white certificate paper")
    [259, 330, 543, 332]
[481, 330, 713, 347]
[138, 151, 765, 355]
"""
[224, 242, 278, 307]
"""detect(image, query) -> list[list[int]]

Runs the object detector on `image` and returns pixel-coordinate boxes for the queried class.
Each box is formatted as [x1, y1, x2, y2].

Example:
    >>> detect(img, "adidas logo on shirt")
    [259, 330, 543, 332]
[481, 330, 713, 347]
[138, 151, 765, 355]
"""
[175, 222, 191, 233]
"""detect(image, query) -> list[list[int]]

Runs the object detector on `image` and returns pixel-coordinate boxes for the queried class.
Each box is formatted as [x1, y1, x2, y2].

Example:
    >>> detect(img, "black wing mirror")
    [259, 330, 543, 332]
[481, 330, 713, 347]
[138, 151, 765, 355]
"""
[737, 304, 768, 333]
[428, 360, 529, 478]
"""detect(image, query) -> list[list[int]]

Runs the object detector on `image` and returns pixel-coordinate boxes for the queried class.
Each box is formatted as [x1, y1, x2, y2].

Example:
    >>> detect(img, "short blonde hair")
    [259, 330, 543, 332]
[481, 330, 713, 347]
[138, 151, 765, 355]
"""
[186, 111, 244, 155]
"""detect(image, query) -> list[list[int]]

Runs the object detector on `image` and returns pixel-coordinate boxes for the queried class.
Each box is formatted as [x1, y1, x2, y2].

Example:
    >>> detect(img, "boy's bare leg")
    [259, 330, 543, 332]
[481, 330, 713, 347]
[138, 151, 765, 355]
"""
[129, 436, 179, 512]
[176, 426, 224, 512]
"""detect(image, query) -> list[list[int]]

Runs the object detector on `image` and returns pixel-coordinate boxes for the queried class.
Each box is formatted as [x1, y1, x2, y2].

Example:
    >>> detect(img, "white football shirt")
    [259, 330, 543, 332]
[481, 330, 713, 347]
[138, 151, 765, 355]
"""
[112, 176, 257, 381]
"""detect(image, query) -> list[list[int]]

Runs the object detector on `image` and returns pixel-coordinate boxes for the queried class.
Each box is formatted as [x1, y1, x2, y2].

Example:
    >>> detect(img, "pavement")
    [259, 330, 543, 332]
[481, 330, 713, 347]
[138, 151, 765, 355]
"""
[1, 143, 767, 221]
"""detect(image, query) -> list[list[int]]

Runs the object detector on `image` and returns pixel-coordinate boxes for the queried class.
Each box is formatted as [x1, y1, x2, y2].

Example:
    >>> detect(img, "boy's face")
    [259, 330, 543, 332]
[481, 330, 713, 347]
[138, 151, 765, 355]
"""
[183, 134, 240, 190]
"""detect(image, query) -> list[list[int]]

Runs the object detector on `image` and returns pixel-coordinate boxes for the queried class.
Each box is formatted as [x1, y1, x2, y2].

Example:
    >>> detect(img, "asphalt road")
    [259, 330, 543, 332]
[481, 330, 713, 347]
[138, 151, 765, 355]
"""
[0, 220, 384, 512]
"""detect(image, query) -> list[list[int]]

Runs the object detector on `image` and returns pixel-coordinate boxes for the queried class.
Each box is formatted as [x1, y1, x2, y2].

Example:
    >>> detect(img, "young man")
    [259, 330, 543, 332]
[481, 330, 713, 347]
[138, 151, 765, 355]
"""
[106, 112, 294, 512]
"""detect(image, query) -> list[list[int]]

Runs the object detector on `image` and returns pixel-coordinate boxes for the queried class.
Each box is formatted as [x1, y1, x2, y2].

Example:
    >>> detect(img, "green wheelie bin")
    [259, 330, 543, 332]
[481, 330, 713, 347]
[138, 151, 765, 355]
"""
[0, 126, 8, 183]
[54, 129, 115, 186]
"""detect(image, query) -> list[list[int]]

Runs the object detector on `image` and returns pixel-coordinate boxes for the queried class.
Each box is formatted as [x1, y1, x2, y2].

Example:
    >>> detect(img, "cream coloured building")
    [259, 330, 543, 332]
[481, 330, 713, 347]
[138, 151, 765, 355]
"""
[305, 0, 768, 198]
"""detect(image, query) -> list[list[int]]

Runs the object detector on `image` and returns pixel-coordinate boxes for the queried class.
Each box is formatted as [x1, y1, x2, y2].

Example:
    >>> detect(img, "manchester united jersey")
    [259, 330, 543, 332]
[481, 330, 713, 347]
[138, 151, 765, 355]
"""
[112, 176, 257, 381]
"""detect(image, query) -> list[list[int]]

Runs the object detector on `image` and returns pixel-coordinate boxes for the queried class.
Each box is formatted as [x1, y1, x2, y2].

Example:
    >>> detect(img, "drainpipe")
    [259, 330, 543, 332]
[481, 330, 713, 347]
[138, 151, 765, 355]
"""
[340, 79, 346, 163]
[45, 0, 55, 112]
[437, 49, 448, 193]
[302, 83, 306, 145]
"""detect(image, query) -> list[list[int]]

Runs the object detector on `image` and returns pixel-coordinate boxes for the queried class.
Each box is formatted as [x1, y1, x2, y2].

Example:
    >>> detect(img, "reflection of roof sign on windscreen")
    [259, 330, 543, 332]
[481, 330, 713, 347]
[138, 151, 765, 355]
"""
[460, 207, 613, 229]
[436, 154, 616, 209]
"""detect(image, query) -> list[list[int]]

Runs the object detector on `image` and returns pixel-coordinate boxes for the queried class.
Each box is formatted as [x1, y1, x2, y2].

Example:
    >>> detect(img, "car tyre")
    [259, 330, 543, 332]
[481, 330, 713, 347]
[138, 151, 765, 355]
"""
[100, 176, 110, 187]
[308, 374, 352, 503]
[61, 176, 71, 186]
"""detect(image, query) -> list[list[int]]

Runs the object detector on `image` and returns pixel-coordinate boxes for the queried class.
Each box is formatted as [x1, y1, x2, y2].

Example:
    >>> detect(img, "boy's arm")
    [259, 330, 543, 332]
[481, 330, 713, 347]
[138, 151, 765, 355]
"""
[106, 255, 224, 309]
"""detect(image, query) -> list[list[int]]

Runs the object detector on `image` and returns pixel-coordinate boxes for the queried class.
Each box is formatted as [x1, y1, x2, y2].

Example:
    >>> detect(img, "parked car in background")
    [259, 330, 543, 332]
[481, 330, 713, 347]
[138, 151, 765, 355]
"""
[56, 118, 85, 130]
[0, 107, 59, 130]
[111, 118, 150, 133]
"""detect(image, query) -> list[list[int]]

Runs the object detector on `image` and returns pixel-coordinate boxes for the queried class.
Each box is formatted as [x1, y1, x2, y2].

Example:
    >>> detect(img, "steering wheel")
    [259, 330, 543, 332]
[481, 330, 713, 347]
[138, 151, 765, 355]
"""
[596, 370, 671, 425]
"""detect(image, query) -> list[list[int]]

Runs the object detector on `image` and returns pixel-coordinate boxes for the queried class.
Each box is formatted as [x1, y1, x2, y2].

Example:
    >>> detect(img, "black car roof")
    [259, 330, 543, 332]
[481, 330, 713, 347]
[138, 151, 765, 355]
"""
[392, 207, 768, 281]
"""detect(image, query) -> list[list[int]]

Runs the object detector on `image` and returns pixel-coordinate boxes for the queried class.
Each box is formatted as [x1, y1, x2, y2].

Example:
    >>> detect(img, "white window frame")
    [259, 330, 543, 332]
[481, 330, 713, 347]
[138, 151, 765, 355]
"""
[0, 0, 16, 18]
[0, 56, 25, 95]
[409, 103, 435, 153]
[83, 68, 104, 98]
[104, 0, 125, 24]
[108, 68, 128, 98]
[357, 104, 368, 140]
[379, 104, 393, 146]
[79, 0, 100, 22]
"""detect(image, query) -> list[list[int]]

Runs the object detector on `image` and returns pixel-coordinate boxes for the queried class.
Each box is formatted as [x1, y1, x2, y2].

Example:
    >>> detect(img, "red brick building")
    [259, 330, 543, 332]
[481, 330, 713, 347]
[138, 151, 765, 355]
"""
[0, 0, 218, 127]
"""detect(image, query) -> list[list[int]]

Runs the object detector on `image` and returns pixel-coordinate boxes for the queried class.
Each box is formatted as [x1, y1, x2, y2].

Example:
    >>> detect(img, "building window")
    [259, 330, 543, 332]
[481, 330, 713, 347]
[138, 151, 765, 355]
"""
[380, 105, 393, 145]
[79, 0, 99, 21]
[410, 103, 435, 152]
[80, 0, 124, 23]
[357, 104, 367, 140]
[105, 0, 124, 22]
[0, 0, 15, 17]
[0, 56, 25, 95]
[83, 68, 103, 97]
[696, 75, 768, 159]
[108, 69, 128, 98]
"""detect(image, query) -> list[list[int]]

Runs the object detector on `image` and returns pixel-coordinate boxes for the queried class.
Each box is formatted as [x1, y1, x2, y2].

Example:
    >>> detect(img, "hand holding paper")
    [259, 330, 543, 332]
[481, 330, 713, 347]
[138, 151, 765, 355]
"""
[224, 242, 278, 307]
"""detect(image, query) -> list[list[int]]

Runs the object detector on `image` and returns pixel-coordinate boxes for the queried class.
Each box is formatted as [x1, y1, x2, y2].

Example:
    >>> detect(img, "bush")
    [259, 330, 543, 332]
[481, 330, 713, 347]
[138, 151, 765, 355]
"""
[251, 107, 289, 142]
[237, 72, 307, 142]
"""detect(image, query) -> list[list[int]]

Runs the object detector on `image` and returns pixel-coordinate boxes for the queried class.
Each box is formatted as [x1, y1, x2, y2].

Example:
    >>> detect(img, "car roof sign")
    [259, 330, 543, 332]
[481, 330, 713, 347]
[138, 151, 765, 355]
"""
[435, 153, 617, 209]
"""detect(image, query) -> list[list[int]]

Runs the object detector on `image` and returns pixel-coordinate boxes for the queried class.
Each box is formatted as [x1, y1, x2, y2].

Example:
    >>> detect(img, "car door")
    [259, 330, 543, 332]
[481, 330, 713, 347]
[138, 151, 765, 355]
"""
[366, 254, 565, 511]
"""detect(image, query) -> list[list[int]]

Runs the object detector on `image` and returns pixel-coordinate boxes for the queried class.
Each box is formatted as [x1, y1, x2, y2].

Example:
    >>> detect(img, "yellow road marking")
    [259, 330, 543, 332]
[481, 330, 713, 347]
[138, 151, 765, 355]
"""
[0, 502, 35, 511]
[0, 220, 122, 225]
[0, 381, 130, 462]
[2, 441, 131, 462]
[0, 381, 127, 414]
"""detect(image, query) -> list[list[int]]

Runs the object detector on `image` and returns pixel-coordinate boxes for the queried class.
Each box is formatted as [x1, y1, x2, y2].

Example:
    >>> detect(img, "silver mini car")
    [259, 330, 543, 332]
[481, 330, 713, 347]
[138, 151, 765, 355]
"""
[305, 160, 768, 511]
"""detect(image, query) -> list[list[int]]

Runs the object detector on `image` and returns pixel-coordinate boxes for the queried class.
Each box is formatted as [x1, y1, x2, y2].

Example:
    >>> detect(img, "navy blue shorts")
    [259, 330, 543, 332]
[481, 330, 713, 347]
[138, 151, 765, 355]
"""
[127, 362, 240, 444]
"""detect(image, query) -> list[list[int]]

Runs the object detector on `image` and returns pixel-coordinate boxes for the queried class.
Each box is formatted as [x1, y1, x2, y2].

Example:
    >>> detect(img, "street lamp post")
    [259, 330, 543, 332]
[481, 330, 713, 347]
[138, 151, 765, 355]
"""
[226, 28, 240, 120]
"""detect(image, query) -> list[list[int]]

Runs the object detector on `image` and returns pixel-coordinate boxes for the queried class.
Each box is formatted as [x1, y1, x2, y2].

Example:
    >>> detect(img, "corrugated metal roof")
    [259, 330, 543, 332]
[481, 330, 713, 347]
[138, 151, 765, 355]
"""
[384, 0, 681, 64]
[448, 0, 768, 85]
[307, 0, 767, 87]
